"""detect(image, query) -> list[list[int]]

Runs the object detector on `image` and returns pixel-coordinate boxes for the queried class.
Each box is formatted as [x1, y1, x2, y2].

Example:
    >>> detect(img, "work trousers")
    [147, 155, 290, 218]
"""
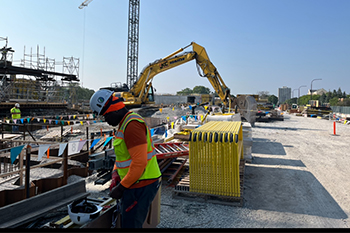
[120, 180, 160, 228]
[12, 125, 19, 132]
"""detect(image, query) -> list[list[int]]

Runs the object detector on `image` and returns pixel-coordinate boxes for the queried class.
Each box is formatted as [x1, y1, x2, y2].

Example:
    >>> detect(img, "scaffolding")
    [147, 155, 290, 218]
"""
[0, 38, 80, 105]
[0, 37, 14, 101]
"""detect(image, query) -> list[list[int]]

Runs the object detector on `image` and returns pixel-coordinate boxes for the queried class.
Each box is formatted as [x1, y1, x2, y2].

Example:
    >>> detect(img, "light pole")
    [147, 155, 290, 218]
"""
[298, 85, 306, 105]
[292, 89, 298, 98]
[310, 79, 322, 105]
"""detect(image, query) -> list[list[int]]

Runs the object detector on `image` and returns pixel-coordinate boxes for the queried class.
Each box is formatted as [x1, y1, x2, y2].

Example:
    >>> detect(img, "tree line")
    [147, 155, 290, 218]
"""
[284, 88, 350, 106]
[176, 86, 211, 95]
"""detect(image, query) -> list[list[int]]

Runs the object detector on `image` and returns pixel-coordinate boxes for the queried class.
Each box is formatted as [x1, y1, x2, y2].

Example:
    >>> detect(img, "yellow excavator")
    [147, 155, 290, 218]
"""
[101, 42, 257, 125]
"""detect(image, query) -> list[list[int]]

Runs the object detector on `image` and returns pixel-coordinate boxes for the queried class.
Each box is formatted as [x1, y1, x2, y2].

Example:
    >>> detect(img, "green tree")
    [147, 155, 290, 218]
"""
[176, 88, 193, 95]
[333, 89, 337, 97]
[337, 88, 342, 97]
[338, 98, 350, 106]
[325, 91, 332, 103]
[76, 86, 95, 100]
[257, 91, 270, 100]
[298, 95, 311, 105]
[268, 95, 278, 105]
[192, 85, 211, 94]
[319, 93, 326, 105]
[329, 97, 339, 106]
[285, 98, 297, 105]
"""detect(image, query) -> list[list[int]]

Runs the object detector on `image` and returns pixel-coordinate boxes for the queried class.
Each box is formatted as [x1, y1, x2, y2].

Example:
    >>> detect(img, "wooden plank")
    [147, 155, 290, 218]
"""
[173, 160, 245, 207]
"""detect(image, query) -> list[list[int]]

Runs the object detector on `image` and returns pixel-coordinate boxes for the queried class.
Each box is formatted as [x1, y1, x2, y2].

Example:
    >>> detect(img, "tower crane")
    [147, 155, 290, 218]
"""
[78, 0, 141, 90]
[126, 0, 140, 89]
[78, 0, 94, 9]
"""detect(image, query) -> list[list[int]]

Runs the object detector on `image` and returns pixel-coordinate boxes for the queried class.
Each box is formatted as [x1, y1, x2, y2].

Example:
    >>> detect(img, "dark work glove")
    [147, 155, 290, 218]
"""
[109, 183, 127, 200]
[109, 171, 121, 192]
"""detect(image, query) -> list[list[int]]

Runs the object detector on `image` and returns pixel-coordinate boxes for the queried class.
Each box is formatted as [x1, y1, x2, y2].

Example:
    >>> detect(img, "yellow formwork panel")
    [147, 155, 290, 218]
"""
[189, 121, 243, 197]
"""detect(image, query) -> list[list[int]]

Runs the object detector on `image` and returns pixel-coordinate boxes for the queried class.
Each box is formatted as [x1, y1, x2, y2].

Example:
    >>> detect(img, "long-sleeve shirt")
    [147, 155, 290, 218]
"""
[116, 116, 158, 189]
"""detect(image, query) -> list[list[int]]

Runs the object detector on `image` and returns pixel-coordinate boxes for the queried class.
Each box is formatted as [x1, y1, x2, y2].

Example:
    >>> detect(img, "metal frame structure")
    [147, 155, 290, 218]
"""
[126, 0, 140, 89]
[0, 40, 80, 104]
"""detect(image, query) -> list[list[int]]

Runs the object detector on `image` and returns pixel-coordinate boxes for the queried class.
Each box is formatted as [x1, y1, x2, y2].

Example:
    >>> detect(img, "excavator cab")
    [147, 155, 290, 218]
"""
[100, 82, 129, 92]
[146, 84, 154, 103]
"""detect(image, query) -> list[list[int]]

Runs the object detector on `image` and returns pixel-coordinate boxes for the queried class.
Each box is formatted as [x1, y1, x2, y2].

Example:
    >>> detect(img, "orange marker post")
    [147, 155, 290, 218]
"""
[333, 121, 336, 135]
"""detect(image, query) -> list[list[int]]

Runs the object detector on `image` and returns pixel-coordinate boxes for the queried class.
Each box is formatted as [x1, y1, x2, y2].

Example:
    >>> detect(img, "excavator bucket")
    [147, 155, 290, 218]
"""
[236, 95, 257, 127]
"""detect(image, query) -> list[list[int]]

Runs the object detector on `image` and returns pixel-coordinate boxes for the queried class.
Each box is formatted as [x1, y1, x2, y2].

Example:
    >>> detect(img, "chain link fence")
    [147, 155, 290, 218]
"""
[330, 106, 350, 114]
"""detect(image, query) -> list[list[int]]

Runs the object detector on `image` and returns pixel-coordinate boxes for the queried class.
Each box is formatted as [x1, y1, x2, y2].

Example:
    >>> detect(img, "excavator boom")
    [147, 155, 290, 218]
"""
[125, 42, 230, 106]
[102, 42, 257, 125]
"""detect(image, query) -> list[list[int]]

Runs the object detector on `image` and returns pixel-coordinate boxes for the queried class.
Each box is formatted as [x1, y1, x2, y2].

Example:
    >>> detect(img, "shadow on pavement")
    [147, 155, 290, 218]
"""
[252, 138, 287, 155]
[254, 125, 324, 131]
[244, 165, 347, 219]
[252, 157, 306, 167]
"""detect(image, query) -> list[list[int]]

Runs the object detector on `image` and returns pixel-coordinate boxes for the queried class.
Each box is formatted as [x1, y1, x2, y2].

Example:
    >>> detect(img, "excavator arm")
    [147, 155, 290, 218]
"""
[107, 42, 257, 126]
[191, 42, 231, 106]
[125, 42, 231, 107]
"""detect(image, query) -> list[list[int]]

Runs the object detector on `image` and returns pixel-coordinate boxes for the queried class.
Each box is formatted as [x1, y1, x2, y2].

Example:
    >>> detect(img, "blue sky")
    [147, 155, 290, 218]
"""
[2, 0, 349, 97]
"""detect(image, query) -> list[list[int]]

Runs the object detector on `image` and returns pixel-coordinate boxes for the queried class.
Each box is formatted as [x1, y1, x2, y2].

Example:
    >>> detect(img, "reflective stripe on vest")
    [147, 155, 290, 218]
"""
[11, 108, 21, 119]
[113, 112, 160, 183]
[114, 114, 145, 140]
[115, 149, 157, 169]
[119, 114, 145, 131]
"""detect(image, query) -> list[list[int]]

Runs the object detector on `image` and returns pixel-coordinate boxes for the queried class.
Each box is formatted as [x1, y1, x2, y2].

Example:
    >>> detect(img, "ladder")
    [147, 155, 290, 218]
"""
[154, 142, 189, 160]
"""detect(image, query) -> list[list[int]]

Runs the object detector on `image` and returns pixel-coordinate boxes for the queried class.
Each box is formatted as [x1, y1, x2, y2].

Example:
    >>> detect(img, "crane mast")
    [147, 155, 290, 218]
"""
[126, 0, 140, 89]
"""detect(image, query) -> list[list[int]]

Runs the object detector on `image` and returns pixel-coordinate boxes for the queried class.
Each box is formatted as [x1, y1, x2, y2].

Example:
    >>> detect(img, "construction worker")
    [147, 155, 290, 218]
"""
[10, 103, 21, 132]
[89, 89, 161, 228]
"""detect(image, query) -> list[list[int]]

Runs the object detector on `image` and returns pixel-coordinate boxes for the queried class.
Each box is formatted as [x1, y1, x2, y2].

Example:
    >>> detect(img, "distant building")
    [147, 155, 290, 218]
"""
[278, 86, 291, 104]
[307, 88, 327, 96]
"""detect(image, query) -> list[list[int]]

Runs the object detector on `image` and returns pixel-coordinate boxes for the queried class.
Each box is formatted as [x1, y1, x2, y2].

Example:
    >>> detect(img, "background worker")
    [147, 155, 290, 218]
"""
[10, 103, 21, 132]
[89, 89, 161, 228]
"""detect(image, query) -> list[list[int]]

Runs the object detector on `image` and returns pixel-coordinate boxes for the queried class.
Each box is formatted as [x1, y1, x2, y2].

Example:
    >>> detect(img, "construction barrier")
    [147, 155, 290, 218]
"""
[189, 121, 243, 197]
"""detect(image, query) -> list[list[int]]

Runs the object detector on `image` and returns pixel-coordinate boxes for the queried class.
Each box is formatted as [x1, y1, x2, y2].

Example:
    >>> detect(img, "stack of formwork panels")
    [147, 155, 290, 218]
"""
[242, 122, 253, 162]
[189, 121, 243, 197]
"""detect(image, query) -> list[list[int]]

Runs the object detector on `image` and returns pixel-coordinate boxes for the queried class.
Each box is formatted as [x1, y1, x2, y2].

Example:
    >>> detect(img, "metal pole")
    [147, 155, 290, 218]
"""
[298, 85, 306, 105]
[310, 79, 322, 105]
[25, 145, 31, 198]
[63, 146, 68, 185]
[19, 150, 24, 186]
[23, 123, 26, 140]
[61, 124, 63, 142]
[86, 126, 89, 154]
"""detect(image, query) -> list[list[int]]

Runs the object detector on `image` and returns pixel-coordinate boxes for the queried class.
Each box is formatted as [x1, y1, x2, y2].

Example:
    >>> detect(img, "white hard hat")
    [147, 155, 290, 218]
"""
[67, 199, 103, 225]
[89, 89, 114, 115]
[15, 103, 20, 108]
